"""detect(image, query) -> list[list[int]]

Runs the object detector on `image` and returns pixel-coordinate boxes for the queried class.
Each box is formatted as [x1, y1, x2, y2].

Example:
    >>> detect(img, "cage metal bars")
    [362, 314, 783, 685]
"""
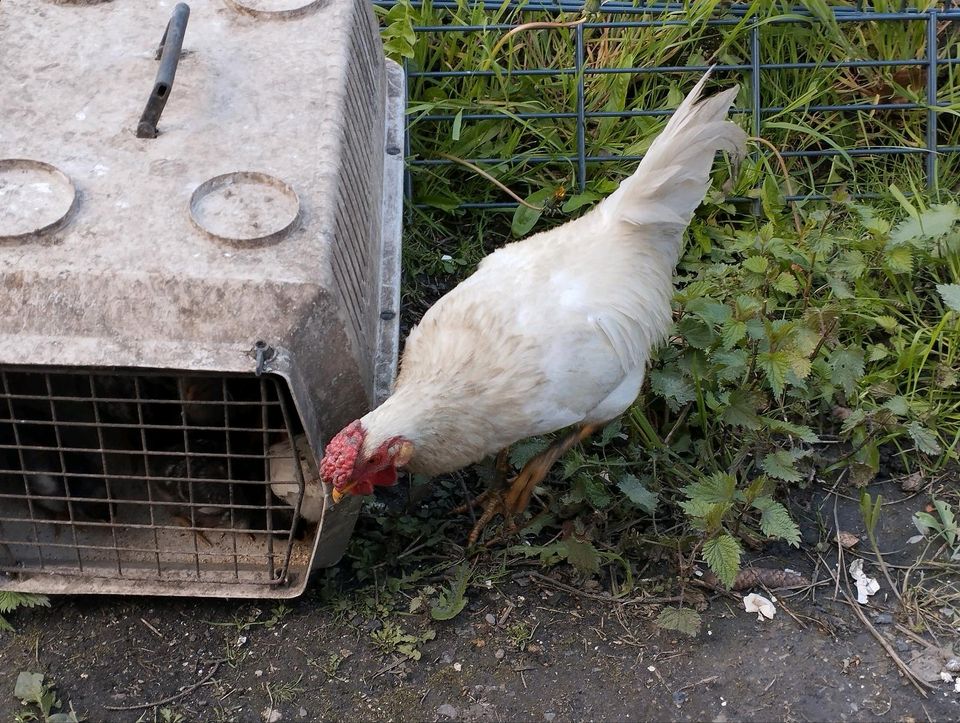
[273, 379, 308, 585]
[928, 7, 940, 190]
[0, 369, 306, 586]
[87, 373, 124, 576]
[133, 375, 163, 577]
[43, 373, 84, 573]
[575, 21, 587, 192]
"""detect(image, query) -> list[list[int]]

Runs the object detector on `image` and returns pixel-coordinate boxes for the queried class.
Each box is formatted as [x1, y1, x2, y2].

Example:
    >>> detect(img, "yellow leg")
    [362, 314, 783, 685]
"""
[460, 423, 602, 546]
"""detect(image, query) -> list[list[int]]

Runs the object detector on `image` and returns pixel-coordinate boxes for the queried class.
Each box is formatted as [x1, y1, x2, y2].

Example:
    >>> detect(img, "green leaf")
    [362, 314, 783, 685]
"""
[834, 250, 866, 278]
[0, 591, 49, 614]
[882, 396, 910, 417]
[451, 110, 463, 141]
[721, 389, 764, 430]
[827, 274, 854, 299]
[743, 255, 769, 274]
[702, 534, 742, 588]
[650, 368, 696, 406]
[906, 422, 942, 455]
[889, 202, 960, 247]
[618, 474, 658, 514]
[675, 317, 717, 349]
[680, 498, 715, 519]
[562, 192, 601, 213]
[760, 175, 784, 219]
[430, 564, 471, 621]
[830, 348, 865, 398]
[597, 418, 623, 446]
[714, 349, 749, 381]
[555, 538, 601, 574]
[511, 188, 554, 237]
[758, 351, 791, 397]
[46, 715, 78, 723]
[753, 498, 801, 546]
[655, 607, 702, 637]
[760, 449, 809, 483]
[936, 284, 960, 313]
[773, 271, 799, 295]
[509, 438, 550, 468]
[382, 36, 416, 59]
[884, 245, 912, 274]
[720, 319, 747, 350]
[766, 419, 821, 443]
[874, 315, 899, 332]
[686, 298, 731, 326]
[682, 473, 737, 506]
[580, 474, 612, 509]
[932, 499, 958, 546]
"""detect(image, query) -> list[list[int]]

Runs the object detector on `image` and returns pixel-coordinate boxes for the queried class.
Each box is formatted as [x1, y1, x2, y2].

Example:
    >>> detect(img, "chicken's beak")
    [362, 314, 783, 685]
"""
[331, 481, 357, 505]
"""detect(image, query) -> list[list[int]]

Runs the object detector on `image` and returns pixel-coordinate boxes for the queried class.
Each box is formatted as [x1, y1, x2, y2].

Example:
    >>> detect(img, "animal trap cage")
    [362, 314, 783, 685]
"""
[0, 0, 405, 598]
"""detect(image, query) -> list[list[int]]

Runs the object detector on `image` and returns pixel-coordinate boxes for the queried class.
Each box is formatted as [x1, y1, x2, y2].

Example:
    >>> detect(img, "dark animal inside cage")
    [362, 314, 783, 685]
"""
[0, 368, 313, 591]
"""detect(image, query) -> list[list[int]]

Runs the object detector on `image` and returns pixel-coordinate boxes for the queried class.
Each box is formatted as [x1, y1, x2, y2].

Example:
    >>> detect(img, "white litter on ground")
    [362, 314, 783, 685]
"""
[848, 559, 880, 604]
[743, 593, 776, 621]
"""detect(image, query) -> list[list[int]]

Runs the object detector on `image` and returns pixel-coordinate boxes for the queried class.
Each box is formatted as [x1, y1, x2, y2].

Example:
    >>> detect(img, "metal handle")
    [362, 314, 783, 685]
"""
[136, 3, 190, 139]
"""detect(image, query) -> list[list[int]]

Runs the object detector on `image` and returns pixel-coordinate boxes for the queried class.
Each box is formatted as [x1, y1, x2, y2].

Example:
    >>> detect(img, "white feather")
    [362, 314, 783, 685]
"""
[359, 71, 747, 476]
[269, 435, 326, 522]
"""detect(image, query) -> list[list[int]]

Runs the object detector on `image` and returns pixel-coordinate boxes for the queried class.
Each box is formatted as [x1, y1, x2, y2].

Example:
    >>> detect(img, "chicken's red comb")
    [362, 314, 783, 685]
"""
[319, 420, 365, 490]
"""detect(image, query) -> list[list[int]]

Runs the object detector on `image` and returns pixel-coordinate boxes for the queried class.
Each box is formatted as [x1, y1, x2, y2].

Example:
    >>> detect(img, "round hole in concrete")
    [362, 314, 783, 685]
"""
[224, 0, 326, 19]
[189, 171, 300, 246]
[0, 159, 77, 242]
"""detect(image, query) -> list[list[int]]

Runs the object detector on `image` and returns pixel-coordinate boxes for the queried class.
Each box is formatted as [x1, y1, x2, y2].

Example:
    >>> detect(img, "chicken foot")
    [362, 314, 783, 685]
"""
[452, 448, 512, 520]
[458, 423, 602, 546]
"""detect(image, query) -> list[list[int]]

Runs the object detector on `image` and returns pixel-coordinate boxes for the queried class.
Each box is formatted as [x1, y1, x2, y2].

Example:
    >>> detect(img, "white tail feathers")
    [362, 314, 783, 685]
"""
[604, 68, 747, 229]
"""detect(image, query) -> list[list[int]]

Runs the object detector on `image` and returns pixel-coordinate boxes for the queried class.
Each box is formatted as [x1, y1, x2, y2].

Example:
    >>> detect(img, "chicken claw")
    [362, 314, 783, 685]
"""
[459, 424, 601, 546]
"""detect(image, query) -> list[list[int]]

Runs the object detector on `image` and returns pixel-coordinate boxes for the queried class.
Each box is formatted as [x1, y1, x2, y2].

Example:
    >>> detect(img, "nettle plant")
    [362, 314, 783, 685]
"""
[650, 189, 959, 583]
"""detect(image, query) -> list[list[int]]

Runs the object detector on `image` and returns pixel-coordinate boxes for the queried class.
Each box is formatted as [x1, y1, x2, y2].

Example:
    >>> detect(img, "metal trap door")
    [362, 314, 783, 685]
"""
[0, 367, 324, 598]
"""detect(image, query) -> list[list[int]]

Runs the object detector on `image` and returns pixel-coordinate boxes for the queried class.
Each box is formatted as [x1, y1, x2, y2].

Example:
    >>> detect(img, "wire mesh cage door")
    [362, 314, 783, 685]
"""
[0, 367, 319, 597]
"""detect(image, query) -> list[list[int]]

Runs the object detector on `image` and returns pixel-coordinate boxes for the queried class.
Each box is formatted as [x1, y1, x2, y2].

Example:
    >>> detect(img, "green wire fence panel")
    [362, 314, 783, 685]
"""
[374, 1, 960, 210]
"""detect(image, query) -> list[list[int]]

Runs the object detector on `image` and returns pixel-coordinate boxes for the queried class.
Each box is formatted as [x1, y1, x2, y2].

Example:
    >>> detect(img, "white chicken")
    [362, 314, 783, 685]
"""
[319, 70, 747, 543]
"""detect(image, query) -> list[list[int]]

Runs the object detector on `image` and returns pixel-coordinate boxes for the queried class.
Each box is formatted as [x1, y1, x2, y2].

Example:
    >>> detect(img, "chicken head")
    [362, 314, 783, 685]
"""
[319, 420, 414, 502]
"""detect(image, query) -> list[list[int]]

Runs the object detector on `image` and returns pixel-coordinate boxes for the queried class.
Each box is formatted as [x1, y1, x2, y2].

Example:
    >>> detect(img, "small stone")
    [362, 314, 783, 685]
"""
[437, 704, 459, 719]
[527, 644, 542, 653]
[440, 650, 455, 664]
[872, 612, 894, 625]
[494, 649, 505, 660]
[544, 713, 556, 722]
[485, 614, 497, 625]
[298, 708, 307, 719]
[901, 471, 924, 492]
[946, 658, 960, 673]
[261, 708, 282, 723]
[453, 662, 462, 672]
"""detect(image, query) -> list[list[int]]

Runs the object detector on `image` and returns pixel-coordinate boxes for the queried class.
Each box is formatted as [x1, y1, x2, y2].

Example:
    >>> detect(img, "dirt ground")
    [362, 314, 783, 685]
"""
[1, 478, 959, 722]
